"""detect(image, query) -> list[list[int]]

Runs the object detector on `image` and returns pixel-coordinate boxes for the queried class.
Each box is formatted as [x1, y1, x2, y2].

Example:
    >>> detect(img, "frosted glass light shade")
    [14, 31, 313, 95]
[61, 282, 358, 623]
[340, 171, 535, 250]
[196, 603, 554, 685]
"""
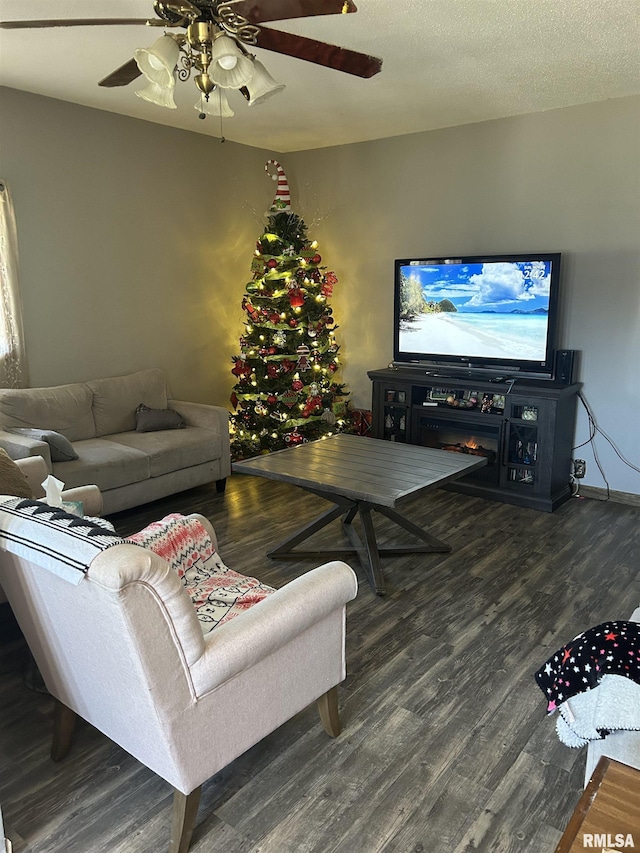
[134, 35, 179, 88]
[136, 80, 177, 109]
[210, 36, 255, 89]
[195, 88, 234, 118]
[246, 60, 285, 106]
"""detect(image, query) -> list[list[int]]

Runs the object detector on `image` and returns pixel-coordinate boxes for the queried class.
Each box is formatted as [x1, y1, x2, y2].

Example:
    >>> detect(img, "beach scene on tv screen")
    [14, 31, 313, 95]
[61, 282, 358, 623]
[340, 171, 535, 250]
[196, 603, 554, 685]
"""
[398, 260, 552, 361]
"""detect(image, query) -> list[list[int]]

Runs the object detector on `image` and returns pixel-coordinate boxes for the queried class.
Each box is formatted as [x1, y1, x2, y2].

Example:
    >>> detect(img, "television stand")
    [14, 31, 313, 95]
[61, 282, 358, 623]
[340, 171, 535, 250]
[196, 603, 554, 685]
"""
[368, 367, 581, 512]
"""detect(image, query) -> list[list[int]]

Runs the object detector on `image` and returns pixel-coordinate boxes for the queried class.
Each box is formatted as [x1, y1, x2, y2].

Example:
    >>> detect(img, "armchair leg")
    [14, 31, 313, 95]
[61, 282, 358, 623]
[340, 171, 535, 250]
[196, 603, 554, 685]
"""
[317, 686, 341, 737]
[215, 478, 226, 493]
[169, 787, 201, 853]
[51, 699, 77, 762]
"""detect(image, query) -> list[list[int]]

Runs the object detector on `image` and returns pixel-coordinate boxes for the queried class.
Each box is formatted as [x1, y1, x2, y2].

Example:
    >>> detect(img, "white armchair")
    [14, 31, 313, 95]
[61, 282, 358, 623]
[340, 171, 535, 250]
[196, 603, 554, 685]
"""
[0, 502, 358, 853]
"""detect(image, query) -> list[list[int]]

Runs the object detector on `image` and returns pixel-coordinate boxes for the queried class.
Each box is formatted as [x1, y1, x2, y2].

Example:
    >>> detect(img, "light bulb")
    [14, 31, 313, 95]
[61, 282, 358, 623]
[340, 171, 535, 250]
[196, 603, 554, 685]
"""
[218, 55, 238, 71]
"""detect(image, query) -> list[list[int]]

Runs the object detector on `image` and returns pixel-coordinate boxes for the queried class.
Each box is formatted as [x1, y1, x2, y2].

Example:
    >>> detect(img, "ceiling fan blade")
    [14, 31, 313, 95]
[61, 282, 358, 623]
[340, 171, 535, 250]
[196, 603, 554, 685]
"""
[255, 27, 382, 78]
[0, 19, 150, 30]
[228, 0, 357, 25]
[98, 59, 142, 88]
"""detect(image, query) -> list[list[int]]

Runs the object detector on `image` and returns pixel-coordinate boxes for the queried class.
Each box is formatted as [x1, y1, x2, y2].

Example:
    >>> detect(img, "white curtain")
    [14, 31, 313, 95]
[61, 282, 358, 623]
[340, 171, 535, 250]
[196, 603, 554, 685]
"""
[0, 180, 28, 387]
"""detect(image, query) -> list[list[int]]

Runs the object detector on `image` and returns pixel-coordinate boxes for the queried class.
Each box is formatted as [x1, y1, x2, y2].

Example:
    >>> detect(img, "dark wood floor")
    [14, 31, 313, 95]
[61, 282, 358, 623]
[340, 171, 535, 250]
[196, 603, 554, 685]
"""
[1, 475, 639, 853]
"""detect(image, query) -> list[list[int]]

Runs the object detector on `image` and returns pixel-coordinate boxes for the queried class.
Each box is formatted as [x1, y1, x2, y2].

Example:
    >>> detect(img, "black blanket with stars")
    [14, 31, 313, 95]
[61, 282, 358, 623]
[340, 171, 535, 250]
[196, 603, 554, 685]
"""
[534, 620, 640, 714]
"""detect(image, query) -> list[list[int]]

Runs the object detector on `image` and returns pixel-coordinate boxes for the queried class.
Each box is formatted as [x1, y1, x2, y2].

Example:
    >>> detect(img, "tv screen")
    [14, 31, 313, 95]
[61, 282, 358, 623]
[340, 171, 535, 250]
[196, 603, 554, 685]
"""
[394, 252, 561, 377]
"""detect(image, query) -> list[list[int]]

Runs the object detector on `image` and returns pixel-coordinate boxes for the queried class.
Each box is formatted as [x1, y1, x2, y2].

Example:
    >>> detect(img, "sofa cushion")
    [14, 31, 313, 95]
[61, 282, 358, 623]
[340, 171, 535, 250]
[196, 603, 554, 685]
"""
[52, 439, 150, 491]
[0, 449, 33, 498]
[7, 428, 79, 462]
[87, 369, 168, 437]
[103, 428, 221, 478]
[0, 383, 96, 441]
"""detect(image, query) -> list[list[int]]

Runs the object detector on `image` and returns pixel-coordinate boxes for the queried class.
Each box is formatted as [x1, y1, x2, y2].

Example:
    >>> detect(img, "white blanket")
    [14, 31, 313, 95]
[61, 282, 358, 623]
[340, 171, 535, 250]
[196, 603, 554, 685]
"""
[556, 673, 640, 747]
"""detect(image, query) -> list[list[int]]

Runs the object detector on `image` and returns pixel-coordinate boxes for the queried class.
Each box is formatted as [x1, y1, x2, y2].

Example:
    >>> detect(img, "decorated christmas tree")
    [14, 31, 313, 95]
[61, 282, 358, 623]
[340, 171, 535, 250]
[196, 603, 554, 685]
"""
[230, 160, 350, 460]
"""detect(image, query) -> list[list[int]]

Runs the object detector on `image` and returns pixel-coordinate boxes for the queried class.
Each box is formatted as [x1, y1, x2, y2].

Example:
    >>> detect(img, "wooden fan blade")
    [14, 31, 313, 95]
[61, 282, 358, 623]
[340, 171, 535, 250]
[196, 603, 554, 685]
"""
[99, 59, 142, 88]
[229, 0, 357, 25]
[255, 27, 382, 78]
[0, 19, 150, 30]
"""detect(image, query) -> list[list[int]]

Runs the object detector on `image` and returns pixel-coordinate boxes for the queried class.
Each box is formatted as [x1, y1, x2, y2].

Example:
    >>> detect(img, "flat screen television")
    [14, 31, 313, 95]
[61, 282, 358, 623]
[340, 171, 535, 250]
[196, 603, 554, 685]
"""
[393, 252, 561, 379]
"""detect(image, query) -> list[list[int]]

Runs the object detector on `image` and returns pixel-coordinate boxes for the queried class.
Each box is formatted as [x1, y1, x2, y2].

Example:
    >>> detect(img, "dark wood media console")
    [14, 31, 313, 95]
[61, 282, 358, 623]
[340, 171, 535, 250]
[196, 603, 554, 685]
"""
[368, 367, 581, 512]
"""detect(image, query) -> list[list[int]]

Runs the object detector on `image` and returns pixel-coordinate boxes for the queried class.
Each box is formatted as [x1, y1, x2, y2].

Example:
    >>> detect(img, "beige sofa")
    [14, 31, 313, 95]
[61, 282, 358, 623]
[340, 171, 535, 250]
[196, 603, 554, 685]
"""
[0, 369, 230, 515]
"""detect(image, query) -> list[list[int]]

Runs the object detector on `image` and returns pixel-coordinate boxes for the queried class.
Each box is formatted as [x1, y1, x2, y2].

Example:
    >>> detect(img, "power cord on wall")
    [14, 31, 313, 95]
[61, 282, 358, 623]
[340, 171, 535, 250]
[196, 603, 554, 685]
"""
[572, 391, 640, 500]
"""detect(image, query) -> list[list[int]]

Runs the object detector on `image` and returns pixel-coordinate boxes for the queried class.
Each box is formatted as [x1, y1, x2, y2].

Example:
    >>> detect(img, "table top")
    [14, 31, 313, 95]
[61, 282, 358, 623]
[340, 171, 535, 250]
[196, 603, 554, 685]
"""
[555, 757, 640, 853]
[232, 434, 486, 508]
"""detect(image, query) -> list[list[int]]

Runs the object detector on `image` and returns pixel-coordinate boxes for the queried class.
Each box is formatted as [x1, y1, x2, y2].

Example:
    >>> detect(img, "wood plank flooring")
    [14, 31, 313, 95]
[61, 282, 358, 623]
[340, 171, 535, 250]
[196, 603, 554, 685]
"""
[0, 474, 639, 853]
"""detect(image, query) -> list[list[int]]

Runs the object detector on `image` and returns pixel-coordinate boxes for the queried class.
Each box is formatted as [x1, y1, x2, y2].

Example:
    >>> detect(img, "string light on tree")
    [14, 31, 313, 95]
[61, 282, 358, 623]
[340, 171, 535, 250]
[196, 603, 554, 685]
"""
[230, 160, 350, 459]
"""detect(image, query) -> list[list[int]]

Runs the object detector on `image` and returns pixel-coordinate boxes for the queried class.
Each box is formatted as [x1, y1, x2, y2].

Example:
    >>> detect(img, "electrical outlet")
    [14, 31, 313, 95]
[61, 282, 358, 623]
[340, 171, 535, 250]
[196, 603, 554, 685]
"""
[573, 459, 586, 478]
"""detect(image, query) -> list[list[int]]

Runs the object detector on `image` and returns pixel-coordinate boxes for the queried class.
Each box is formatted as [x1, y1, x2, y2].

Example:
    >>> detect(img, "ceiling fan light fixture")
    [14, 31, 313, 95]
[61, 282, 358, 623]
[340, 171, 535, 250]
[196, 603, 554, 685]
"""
[195, 89, 234, 118]
[209, 35, 255, 89]
[245, 60, 285, 107]
[134, 34, 179, 88]
[136, 80, 177, 109]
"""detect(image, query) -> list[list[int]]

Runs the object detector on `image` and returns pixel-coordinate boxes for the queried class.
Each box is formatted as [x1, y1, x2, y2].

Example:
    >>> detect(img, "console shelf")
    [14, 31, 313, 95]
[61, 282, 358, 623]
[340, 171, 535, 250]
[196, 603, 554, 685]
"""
[368, 367, 581, 512]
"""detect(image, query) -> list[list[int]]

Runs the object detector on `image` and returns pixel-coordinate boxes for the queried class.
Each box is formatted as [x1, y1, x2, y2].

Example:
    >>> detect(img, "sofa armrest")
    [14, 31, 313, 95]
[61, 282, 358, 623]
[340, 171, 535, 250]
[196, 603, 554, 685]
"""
[168, 400, 230, 478]
[189, 560, 358, 696]
[0, 430, 52, 466]
[168, 400, 229, 433]
[60, 485, 104, 518]
[15, 456, 103, 517]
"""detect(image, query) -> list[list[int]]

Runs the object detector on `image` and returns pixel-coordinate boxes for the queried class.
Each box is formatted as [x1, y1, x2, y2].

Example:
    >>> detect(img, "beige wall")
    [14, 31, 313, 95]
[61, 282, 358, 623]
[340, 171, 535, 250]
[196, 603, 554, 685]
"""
[0, 86, 272, 405]
[1, 87, 638, 493]
[287, 97, 640, 495]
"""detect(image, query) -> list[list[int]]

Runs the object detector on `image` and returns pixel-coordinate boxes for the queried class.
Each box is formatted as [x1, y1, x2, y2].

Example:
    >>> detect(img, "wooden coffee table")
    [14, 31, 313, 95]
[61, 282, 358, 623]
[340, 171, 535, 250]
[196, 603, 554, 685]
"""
[555, 756, 640, 852]
[232, 434, 486, 595]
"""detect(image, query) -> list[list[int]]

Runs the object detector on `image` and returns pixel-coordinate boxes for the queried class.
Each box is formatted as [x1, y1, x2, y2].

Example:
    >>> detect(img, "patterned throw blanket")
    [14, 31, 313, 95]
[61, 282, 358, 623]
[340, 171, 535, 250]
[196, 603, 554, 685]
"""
[126, 514, 275, 634]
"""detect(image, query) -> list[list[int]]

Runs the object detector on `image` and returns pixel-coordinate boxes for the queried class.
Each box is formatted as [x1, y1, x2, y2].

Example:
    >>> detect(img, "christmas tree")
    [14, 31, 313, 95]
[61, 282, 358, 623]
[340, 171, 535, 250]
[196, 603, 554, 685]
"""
[230, 161, 350, 460]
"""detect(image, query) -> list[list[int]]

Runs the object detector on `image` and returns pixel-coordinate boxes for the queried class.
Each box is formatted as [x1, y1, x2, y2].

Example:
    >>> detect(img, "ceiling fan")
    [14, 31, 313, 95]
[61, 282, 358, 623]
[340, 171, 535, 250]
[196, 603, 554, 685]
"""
[0, 1, 383, 118]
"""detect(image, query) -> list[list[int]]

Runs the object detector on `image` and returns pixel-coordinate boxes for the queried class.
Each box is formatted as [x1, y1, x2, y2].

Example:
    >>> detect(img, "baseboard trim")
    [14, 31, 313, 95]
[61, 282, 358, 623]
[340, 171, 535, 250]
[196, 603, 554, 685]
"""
[578, 485, 640, 507]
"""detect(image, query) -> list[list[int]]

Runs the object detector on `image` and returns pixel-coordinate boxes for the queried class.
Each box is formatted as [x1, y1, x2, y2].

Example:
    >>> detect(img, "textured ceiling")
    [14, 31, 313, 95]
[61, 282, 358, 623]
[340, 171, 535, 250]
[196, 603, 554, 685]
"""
[1, 0, 639, 152]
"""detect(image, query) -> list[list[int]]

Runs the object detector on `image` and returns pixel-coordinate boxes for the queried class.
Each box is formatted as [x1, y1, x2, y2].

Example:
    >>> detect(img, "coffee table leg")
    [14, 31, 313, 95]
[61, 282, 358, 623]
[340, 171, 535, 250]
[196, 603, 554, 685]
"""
[375, 505, 452, 553]
[357, 504, 387, 596]
[267, 504, 346, 557]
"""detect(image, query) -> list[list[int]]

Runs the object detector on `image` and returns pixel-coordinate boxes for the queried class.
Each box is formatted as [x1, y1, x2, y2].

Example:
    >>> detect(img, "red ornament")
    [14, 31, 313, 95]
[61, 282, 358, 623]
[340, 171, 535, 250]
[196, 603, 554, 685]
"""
[230, 392, 238, 409]
[267, 364, 279, 378]
[284, 428, 304, 445]
[289, 287, 305, 308]
[267, 258, 278, 269]
[321, 281, 334, 298]
[282, 359, 296, 373]
[267, 394, 277, 404]
[231, 359, 252, 379]
[292, 379, 304, 392]
[289, 318, 298, 328]
[328, 363, 338, 372]
[311, 253, 322, 264]
[269, 313, 280, 325]
[243, 301, 260, 323]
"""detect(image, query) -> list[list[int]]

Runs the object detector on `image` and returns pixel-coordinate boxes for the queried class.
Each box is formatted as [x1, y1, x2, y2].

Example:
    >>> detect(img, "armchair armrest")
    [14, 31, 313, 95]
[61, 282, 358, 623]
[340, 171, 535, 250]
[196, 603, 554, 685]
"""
[189, 560, 358, 696]
[15, 456, 103, 517]
[0, 430, 52, 466]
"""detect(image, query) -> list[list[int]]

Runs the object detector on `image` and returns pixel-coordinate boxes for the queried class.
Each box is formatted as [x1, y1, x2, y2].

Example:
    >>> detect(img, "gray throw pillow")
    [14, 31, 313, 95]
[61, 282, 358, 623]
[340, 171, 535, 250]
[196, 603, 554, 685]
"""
[7, 428, 78, 462]
[135, 403, 185, 432]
